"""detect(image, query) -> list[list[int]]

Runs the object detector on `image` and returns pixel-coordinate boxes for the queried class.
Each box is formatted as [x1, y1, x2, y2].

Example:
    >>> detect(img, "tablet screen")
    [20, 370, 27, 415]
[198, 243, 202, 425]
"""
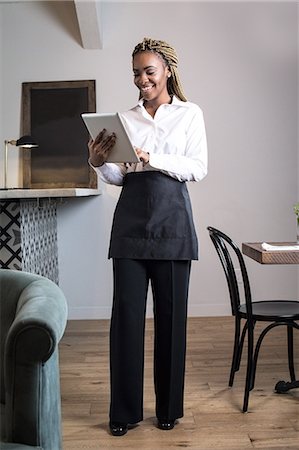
[81, 112, 140, 163]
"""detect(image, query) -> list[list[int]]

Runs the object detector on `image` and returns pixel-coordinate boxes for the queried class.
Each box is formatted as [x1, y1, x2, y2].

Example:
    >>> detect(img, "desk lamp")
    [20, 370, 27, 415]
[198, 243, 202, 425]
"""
[3, 135, 38, 189]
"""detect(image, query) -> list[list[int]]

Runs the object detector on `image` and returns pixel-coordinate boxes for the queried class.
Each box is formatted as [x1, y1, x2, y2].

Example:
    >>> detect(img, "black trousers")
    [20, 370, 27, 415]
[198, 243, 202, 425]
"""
[109, 258, 191, 424]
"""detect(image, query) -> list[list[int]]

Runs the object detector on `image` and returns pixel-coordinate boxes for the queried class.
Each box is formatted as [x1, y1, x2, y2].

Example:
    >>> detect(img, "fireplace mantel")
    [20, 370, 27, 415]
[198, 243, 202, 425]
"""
[0, 188, 101, 200]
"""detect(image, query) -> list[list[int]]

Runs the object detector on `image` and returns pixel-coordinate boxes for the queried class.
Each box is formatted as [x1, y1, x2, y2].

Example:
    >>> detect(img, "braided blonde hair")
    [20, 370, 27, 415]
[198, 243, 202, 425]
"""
[132, 37, 187, 102]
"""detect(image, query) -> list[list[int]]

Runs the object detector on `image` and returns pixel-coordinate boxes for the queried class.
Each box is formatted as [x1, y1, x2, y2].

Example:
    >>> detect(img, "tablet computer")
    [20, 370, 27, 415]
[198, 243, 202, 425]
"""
[81, 112, 140, 163]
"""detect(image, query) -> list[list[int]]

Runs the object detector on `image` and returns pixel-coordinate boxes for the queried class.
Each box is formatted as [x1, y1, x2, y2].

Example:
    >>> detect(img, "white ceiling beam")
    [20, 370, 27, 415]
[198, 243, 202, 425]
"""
[74, 0, 103, 49]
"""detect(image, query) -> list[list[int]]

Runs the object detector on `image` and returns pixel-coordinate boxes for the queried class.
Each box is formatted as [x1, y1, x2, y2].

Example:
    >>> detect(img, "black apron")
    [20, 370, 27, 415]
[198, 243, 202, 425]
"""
[108, 171, 198, 260]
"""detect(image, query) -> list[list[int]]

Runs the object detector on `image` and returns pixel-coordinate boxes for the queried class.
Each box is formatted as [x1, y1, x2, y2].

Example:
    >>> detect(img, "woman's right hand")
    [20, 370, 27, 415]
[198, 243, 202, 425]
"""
[88, 129, 116, 167]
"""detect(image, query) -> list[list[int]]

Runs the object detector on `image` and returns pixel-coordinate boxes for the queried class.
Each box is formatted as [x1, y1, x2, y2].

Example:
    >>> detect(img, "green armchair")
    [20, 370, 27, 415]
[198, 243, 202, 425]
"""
[0, 270, 68, 450]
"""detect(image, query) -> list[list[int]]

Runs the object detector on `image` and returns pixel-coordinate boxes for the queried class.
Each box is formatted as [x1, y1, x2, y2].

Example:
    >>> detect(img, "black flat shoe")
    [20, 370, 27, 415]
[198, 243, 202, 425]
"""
[109, 421, 128, 436]
[157, 418, 176, 430]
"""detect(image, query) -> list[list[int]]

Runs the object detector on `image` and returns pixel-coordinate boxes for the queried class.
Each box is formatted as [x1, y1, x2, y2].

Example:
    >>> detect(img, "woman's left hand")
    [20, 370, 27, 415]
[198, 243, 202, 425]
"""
[135, 148, 149, 165]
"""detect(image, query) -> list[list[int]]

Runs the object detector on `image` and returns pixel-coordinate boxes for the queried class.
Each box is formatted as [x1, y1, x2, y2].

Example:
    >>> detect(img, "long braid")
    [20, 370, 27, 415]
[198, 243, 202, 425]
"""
[132, 37, 187, 102]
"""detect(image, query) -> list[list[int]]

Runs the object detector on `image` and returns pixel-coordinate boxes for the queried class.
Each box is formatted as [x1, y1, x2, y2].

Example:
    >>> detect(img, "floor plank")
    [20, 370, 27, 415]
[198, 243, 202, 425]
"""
[59, 317, 299, 449]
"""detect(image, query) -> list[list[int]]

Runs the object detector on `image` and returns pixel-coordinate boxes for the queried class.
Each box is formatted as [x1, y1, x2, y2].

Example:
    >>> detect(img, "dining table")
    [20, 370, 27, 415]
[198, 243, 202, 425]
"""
[242, 241, 299, 393]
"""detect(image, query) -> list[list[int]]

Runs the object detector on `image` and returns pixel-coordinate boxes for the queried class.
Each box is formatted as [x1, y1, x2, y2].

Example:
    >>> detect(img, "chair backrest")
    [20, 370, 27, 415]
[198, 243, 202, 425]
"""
[207, 226, 252, 317]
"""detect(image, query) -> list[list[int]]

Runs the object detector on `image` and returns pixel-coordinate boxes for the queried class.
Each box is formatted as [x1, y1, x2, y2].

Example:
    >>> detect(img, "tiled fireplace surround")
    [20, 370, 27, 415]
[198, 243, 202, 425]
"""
[0, 189, 100, 284]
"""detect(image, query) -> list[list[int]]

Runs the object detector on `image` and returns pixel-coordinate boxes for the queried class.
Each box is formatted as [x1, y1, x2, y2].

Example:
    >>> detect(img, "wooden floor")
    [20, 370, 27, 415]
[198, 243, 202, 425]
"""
[59, 317, 299, 449]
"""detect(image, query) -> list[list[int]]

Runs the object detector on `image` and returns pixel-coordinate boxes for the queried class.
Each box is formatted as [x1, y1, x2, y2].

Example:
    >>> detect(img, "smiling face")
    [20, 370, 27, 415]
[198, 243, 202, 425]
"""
[133, 51, 171, 108]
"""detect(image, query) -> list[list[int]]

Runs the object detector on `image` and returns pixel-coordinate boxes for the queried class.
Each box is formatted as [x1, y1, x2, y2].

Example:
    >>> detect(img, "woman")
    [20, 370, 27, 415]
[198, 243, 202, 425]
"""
[88, 37, 208, 436]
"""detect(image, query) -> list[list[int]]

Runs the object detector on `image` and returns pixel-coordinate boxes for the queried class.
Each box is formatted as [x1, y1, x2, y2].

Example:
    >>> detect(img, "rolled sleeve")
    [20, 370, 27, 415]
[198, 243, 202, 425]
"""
[89, 160, 125, 185]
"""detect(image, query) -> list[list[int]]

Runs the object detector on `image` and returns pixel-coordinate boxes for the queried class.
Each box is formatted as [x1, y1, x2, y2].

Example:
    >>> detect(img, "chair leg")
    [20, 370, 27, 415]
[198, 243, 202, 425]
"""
[229, 317, 241, 386]
[251, 322, 279, 391]
[251, 329, 265, 392]
[243, 323, 254, 413]
[236, 322, 248, 371]
[287, 325, 296, 382]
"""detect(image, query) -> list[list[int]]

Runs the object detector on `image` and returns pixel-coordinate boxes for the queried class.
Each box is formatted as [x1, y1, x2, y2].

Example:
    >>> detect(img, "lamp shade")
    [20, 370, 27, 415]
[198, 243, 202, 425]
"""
[15, 135, 38, 148]
[3, 135, 39, 189]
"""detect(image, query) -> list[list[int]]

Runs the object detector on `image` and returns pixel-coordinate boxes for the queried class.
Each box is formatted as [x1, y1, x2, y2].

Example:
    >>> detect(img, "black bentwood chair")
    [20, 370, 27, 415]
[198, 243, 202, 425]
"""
[207, 226, 299, 412]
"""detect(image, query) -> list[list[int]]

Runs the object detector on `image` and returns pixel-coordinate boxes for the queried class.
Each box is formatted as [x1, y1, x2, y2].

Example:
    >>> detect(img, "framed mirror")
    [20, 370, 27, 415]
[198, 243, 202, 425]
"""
[22, 80, 97, 189]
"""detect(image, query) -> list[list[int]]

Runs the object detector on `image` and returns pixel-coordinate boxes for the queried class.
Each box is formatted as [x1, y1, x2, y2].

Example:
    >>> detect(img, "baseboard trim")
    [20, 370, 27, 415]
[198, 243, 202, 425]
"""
[67, 304, 231, 320]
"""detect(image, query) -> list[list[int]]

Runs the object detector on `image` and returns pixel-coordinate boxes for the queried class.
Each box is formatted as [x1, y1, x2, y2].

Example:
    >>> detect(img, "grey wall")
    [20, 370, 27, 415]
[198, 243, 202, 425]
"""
[1, 1, 298, 319]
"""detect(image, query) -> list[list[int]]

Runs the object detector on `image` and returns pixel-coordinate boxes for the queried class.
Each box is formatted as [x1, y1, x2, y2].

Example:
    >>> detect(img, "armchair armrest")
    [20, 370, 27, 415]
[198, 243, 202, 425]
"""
[6, 279, 68, 363]
[3, 277, 68, 449]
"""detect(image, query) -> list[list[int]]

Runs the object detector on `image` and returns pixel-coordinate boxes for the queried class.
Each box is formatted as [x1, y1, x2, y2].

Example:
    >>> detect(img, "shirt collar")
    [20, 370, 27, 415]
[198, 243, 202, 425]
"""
[136, 95, 188, 109]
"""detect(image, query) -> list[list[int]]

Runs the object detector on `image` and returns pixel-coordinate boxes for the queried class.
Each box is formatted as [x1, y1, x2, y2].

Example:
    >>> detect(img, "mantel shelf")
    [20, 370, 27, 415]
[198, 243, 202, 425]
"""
[0, 188, 101, 200]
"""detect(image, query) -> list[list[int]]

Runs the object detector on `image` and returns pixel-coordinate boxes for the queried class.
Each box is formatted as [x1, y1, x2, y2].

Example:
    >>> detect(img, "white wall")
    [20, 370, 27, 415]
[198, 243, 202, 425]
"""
[1, 1, 298, 319]
[0, 4, 3, 163]
[297, 2, 299, 295]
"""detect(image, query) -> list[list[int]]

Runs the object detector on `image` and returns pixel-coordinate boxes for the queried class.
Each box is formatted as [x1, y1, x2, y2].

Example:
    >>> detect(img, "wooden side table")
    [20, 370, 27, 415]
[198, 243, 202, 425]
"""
[242, 241, 299, 393]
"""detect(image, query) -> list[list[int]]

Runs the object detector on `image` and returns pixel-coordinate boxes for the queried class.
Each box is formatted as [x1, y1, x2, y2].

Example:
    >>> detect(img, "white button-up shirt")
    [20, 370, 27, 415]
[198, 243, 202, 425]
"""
[94, 96, 208, 185]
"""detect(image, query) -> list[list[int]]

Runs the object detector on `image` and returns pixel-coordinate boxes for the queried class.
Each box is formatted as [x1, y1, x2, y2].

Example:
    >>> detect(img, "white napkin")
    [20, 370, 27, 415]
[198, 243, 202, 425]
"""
[261, 242, 299, 251]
